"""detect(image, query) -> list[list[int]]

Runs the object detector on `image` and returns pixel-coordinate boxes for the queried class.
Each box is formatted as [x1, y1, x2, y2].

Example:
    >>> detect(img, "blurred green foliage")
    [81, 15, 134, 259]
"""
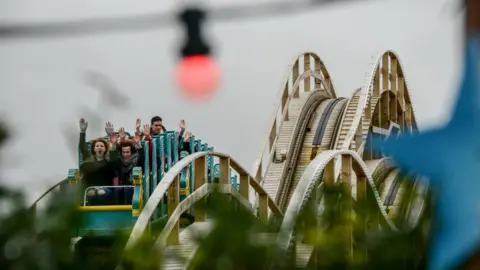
[0, 120, 432, 270]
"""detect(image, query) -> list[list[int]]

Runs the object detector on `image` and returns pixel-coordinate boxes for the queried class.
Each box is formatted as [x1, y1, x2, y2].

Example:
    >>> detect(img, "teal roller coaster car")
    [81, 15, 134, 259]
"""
[69, 131, 240, 241]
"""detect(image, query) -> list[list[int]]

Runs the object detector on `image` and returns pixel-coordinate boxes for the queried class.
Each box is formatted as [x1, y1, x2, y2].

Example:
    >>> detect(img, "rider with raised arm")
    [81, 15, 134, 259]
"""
[78, 118, 119, 205]
[112, 128, 145, 185]
[141, 118, 192, 166]
[109, 127, 145, 204]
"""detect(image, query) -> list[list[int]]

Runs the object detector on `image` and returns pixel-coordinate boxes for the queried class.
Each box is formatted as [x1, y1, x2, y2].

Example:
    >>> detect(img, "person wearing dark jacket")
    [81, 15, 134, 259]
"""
[78, 118, 119, 205]
[113, 133, 145, 184]
[110, 131, 145, 204]
[143, 116, 166, 166]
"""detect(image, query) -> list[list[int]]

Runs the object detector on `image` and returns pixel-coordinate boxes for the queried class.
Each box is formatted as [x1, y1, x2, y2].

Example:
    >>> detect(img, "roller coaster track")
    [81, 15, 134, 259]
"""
[31, 50, 429, 269]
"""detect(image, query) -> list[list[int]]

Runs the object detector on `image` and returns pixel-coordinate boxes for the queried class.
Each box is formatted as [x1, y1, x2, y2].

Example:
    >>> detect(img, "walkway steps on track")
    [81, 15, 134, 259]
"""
[284, 98, 346, 206]
[296, 244, 314, 268]
[361, 95, 379, 142]
[283, 100, 331, 206]
[255, 233, 313, 268]
[263, 93, 310, 203]
[162, 221, 214, 270]
[335, 92, 379, 151]
[335, 94, 360, 150]
[162, 222, 313, 269]
[326, 99, 348, 149]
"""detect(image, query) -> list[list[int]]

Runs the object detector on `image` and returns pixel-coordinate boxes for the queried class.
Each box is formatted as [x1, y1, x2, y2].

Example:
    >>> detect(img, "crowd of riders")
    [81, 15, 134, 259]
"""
[78, 116, 192, 205]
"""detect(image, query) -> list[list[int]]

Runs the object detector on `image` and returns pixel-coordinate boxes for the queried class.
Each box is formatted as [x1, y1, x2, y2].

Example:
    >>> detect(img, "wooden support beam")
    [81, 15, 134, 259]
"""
[406, 103, 413, 133]
[303, 187, 319, 246]
[365, 95, 372, 122]
[340, 154, 353, 260]
[314, 56, 321, 88]
[357, 175, 366, 204]
[398, 76, 405, 131]
[324, 159, 335, 186]
[293, 61, 300, 98]
[194, 156, 206, 222]
[381, 54, 389, 90]
[390, 57, 398, 93]
[283, 85, 289, 121]
[219, 157, 230, 184]
[304, 54, 311, 92]
[390, 93, 397, 123]
[364, 133, 373, 161]
[258, 194, 268, 223]
[354, 118, 363, 152]
[239, 174, 250, 200]
[167, 175, 180, 245]
[323, 159, 336, 214]
[381, 92, 390, 129]
[355, 175, 367, 264]
[373, 68, 380, 97]
[340, 155, 352, 186]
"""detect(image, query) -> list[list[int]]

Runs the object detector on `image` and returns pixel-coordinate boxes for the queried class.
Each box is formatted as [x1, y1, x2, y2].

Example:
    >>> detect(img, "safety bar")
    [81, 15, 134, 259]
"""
[83, 185, 134, 206]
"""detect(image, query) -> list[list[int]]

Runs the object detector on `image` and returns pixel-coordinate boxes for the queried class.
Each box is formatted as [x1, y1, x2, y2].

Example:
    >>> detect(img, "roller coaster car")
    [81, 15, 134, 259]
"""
[71, 167, 145, 238]
[70, 132, 229, 239]
[74, 137, 149, 238]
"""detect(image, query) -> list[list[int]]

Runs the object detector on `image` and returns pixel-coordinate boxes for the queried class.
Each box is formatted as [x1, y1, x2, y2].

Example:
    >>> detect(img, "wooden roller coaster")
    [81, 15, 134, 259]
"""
[31, 50, 428, 269]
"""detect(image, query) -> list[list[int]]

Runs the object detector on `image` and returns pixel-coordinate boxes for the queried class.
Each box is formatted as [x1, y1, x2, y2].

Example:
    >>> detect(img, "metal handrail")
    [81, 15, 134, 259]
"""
[30, 178, 68, 208]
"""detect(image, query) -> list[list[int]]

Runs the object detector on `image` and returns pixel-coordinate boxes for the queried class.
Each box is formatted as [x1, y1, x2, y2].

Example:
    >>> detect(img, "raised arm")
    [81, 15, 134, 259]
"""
[118, 127, 128, 144]
[135, 118, 142, 137]
[78, 118, 91, 160]
[105, 122, 114, 137]
[178, 119, 186, 140]
[180, 132, 192, 154]
[142, 124, 151, 141]
[108, 132, 121, 164]
[142, 124, 153, 168]
[133, 131, 146, 171]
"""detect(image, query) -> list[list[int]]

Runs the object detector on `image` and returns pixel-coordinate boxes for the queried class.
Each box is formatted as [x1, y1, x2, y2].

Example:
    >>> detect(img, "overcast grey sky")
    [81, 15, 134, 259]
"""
[0, 0, 461, 201]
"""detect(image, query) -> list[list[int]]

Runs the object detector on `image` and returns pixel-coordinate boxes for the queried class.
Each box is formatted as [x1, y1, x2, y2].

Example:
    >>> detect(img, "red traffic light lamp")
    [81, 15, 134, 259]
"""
[175, 7, 220, 101]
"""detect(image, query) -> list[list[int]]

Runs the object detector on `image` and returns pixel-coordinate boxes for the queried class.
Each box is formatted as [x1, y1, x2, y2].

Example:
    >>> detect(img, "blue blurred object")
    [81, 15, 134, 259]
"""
[374, 37, 480, 270]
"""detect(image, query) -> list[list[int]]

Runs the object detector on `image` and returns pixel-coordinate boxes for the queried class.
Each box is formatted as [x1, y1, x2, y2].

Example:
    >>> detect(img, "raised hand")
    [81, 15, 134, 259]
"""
[143, 124, 151, 137]
[184, 132, 192, 141]
[105, 122, 114, 136]
[119, 127, 126, 141]
[133, 131, 141, 144]
[79, 118, 88, 132]
[179, 119, 186, 130]
[135, 118, 141, 132]
[110, 132, 118, 145]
